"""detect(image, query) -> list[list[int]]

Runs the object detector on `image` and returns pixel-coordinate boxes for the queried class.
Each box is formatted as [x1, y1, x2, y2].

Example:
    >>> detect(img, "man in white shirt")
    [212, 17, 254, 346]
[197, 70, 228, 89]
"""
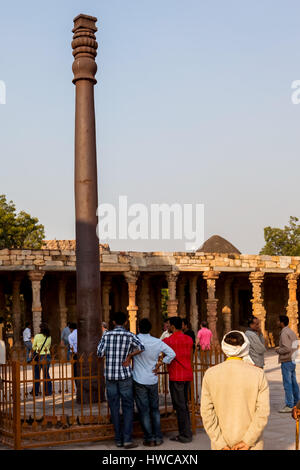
[160, 318, 172, 341]
[68, 323, 77, 354]
[23, 322, 32, 363]
[133, 318, 176, 447]
[68, 323, 78, 388]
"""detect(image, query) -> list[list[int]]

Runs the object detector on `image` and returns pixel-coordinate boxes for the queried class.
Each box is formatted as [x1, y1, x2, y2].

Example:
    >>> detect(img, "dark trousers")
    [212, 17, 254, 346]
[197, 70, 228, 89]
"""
[134, 381, 163, 443]
[34, 354, 52, 395]
[72, 354, 79, 389]
[106, 377, 134, 445]
[169, 381, 192, 440]
[24, 341, 32, 363]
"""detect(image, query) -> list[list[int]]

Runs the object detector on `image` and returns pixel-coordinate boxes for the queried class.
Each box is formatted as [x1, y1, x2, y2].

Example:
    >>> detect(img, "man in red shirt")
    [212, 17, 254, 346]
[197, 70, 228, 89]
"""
[163, 316, 193, 443]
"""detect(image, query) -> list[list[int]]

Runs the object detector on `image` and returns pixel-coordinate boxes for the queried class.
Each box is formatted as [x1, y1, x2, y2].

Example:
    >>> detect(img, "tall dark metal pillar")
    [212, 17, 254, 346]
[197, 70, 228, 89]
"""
[72, 14, 102, 402]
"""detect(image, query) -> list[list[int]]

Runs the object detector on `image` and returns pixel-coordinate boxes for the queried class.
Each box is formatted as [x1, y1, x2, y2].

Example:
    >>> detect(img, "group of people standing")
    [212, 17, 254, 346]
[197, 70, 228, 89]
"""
[22, 310, 300, 450]
[97, 312, 300, 450]
[97, 312, 201, 448]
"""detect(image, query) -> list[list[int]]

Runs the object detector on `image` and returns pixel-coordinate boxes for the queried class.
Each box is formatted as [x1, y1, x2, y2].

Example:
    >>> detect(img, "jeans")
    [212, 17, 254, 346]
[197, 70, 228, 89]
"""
[169, 381, 192, 440]
[34, 354, 52, 395]
[134, 381, 163, 443]
[64, 342, 71, 361]
[106, 377, 134, 445]
[281, 361, 300, 408]
[24, 341, 32, 363]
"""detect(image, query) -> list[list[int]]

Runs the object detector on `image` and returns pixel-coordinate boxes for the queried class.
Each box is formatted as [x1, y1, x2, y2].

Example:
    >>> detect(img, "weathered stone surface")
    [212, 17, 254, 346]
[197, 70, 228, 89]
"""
[102, 254, 118, 264]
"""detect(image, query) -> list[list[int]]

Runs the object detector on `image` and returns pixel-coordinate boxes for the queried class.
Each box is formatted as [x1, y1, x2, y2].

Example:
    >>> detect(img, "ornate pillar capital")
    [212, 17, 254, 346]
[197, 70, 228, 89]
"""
[28, 271, 45, 283]
[249, 271, 265, 282]
[124, 271, 139, 285]
[72, 14, 98, 84]
[166, 270, 179, 284]
[203, 270, 220, 281]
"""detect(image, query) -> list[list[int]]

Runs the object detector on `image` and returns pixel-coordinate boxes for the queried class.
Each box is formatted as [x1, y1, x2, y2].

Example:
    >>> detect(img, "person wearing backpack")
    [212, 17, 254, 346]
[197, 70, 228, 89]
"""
[31, 323, 52, 396]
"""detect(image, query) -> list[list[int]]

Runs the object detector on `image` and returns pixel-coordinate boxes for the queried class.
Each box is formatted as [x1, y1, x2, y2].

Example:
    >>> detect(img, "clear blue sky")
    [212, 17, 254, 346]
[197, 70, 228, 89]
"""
[1, 0, 300, 253]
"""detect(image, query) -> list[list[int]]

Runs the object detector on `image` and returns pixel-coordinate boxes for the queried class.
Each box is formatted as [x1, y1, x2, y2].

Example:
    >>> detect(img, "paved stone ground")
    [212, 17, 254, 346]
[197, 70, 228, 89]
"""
[1, 350, 298, 450]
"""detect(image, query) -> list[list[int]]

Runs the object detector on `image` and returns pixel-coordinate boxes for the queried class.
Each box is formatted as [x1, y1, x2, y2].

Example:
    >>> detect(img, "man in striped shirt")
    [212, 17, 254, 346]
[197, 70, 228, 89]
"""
[97, 311, 145, 448]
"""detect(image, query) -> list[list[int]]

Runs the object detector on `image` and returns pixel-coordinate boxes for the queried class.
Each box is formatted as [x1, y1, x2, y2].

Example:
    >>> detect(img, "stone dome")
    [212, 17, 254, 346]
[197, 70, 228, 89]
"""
[197, 235, 241, 254]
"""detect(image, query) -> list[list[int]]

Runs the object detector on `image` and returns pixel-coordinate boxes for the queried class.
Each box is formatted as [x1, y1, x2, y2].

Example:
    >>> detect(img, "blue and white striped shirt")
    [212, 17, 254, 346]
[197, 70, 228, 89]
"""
[97, 326, 145, 380]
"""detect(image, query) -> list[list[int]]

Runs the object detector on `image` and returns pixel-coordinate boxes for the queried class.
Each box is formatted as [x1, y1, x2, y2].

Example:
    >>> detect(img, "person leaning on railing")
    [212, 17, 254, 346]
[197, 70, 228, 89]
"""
[30, 322, 52, 397]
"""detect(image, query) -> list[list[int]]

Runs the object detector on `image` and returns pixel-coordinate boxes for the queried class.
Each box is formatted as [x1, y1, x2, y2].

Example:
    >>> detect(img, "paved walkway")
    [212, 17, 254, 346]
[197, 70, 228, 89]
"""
[1, 350, 299, 450]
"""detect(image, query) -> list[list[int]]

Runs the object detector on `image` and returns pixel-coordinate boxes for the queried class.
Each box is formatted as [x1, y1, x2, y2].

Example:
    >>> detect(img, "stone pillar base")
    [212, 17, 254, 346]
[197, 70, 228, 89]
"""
[167, 299, 178, 318]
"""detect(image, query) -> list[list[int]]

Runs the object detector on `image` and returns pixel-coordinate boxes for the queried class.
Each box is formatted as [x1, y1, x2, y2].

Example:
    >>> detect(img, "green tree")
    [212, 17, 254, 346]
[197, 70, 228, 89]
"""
[0, 194, 45, 249]
[260, 216, 300, 256]
[161, 288, 169, 321]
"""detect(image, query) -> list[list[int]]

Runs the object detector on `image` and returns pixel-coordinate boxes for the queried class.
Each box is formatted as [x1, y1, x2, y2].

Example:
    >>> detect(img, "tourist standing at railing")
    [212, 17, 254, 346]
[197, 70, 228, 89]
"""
[31, 323, 52, 396]
[201, 331, 270, 450]
[276, 315, 300, 413]
[97, 311, 145, 449]
[68, 323, 78, 389]
[245, 316, 266, 369]
[163, 316, 193, 443]
[61, 322, 71, 360]
[196, 321, 212, 351]
[133, 318, 175, 447]
[23, 322, 32, 363]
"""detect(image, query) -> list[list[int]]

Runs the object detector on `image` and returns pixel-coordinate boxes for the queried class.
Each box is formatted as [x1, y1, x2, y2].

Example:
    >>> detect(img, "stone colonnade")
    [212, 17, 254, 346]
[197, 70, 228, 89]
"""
[2, 268, 300, 345]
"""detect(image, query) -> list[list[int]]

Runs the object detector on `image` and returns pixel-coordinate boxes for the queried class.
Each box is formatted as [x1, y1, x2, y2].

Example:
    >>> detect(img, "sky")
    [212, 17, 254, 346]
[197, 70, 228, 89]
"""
[0, 0, 300, 254]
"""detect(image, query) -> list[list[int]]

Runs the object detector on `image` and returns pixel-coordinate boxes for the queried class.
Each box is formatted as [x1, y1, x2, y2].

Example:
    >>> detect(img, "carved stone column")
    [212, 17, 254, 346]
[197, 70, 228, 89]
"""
[72, 14, 102, 360]
[12, 274, 23, 345]
[222, 277, 233, 335]
[139, 274, 150, 320]
[58, 276, 68, 335]
[102, 276, 112, 324]
[189, 275, 198, 333]
[203, 271, 220, 347]
[124, 271, 139, 334]
[249, 271, 266, 337]
[28, 271, 45, 336]
[166, 271, 179, 317]
[286, 273, 299, 336]
[177, 277, 187, 318]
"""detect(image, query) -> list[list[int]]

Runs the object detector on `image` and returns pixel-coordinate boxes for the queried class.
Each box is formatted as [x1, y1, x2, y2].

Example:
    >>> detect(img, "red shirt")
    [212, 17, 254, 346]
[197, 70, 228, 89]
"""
[163, 331, 193, 382]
